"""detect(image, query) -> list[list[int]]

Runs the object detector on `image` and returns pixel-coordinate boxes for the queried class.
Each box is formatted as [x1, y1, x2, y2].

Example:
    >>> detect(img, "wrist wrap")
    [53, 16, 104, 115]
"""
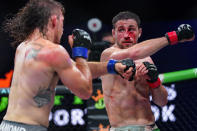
[107, 59, 118, 74]
[72, 47, 88, 59]
[147, 78, 161, 89]
[165, 31, 178, 45]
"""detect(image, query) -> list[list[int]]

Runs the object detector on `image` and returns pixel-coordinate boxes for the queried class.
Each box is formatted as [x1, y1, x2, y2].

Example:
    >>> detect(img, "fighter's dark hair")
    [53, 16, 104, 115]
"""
[112, 11, 141, 29]
[2, 0, 65, 45]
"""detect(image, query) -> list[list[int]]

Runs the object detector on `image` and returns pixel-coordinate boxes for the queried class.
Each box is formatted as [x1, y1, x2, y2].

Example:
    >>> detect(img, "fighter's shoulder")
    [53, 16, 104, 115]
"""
[39, 44, 70, 66]
[102, 46, 117, 54]
[100, 47, 117, 61]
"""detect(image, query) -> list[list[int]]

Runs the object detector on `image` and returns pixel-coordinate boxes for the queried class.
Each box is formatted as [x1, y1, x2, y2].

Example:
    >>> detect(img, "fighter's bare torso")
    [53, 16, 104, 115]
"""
[4, 38, 63, 127]
[101, 47, 155, 127]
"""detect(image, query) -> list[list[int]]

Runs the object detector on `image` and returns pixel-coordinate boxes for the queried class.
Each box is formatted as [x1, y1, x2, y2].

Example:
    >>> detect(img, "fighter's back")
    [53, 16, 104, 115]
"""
[4, 39, 59, 127]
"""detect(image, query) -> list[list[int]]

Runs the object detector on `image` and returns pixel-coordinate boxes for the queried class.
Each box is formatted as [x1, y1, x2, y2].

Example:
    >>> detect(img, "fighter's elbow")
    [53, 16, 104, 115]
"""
[81, 95, 91, 100]
[160, 100, 168, 107]
[84, 91, 92, 100]
[80, 93, 92, 100]
[79, 86, 93, 100]
[154, 99, 168, 107]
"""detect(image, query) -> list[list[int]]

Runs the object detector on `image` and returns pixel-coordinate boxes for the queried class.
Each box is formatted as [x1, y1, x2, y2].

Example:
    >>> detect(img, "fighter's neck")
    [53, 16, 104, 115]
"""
[26, 29, 54, 43]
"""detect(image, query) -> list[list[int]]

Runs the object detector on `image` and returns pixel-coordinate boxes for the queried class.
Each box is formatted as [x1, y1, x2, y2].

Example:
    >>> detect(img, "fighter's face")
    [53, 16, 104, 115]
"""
[113, 19, 141, 49]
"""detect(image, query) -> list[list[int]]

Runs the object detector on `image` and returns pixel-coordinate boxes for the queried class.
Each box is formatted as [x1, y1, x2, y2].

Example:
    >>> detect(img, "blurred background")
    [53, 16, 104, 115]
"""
[0, 0, 197, 131]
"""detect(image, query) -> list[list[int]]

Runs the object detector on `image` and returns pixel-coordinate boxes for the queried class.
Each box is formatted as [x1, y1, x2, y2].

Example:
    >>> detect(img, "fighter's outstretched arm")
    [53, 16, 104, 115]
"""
[112, 37, 168, 60]
[111, 24, 195, 60]
[87, 59, 135, 80]
[87, 61, 109, 79]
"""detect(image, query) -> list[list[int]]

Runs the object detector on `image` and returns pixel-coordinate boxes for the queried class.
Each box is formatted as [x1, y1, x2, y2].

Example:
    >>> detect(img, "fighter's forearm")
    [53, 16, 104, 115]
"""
[88, 62, 108, 79]
[128, 37, 169, 60]
[75, 58, 92, 90]
[151, 85, 168, 107]
[111, 37, 169, 60]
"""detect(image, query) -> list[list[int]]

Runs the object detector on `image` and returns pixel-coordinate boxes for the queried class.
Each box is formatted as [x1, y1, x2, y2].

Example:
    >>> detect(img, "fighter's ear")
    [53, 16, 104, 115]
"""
[138, 28, 142, 38]
[112, 29, 115, 37]
[51, 15, 57, 28]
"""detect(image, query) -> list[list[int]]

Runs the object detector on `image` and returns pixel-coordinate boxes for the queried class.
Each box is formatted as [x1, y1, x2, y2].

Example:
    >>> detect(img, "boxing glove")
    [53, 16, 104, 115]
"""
[72, 29, 92, 59]
[107, 58, 136, 81]
[143, 62, 161, 88]
[165, 24, 194, 45]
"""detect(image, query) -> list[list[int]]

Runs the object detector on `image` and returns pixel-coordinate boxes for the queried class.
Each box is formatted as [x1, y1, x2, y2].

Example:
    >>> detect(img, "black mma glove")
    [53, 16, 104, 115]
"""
[107, 58, 136, 81]
[143, 62, 161, 88]
[72, 29, 92, 59]
[165, 24, 194, 45]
